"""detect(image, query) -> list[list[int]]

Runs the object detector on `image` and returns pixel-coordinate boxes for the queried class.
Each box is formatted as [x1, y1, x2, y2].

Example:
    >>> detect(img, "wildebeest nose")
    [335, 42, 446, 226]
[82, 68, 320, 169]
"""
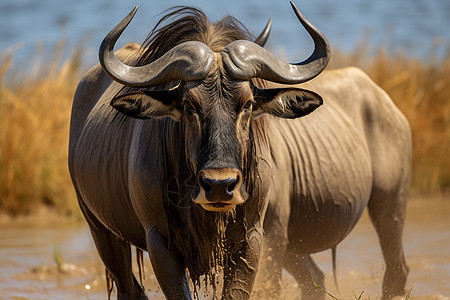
[199, 176, 237, 198]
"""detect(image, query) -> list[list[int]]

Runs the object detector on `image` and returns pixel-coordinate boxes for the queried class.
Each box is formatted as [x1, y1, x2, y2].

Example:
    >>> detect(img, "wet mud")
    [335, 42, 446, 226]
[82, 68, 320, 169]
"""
[0, 198, 448, 299]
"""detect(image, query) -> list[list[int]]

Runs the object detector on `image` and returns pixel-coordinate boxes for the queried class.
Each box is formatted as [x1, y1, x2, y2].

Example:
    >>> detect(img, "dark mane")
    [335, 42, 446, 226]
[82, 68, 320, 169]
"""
[137, 6, 255, 65]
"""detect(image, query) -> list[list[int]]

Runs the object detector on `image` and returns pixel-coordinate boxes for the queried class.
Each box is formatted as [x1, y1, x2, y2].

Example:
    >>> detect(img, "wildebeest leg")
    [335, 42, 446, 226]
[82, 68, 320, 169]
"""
[222, 227, 263, 300]
[255, 219, 288, 297]
[283, 249, 325, 300]
[146, 227, 192, 300]
[368, 192, 409, 300]
[78, 199, 147, 300]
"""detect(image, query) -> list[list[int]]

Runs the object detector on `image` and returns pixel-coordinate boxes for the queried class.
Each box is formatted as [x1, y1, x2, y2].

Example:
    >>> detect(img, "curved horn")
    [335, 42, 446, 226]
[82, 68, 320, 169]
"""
[221, 1, 330, 84]
[99, 6, 215, 87]
[254, 17, 272, 47]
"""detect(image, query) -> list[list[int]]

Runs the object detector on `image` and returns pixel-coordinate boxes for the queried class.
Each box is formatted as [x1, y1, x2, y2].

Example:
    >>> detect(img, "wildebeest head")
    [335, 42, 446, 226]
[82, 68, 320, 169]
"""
[100, 2, 330, 212]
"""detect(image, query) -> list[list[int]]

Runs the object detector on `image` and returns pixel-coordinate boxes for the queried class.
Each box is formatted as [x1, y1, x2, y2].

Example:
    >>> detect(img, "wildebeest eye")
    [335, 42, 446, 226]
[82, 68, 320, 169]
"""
[242, 100, 253, 112]
[184, 101, 197, 114]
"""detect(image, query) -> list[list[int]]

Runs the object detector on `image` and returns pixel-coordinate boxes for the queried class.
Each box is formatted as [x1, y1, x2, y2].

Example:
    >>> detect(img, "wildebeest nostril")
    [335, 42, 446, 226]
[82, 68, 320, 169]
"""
[200, 176, 237, 198]
[199, 176, 213, 196]
[226, 179, 237, 196]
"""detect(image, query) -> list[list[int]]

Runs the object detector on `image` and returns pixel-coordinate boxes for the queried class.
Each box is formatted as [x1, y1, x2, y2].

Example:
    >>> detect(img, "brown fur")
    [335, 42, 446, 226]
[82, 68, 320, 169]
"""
[139, 7, 255, 63]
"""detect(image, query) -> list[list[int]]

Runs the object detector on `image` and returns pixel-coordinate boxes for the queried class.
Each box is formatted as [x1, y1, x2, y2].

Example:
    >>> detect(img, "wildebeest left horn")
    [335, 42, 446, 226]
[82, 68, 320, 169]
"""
[221, 1, 331, 83]
[99, 6, 215, 87]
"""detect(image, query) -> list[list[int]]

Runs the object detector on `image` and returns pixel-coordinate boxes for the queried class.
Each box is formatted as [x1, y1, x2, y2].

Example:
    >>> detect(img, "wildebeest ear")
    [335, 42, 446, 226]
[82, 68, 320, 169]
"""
[253, 88, 322, 119]
[111, 90, 181, 120]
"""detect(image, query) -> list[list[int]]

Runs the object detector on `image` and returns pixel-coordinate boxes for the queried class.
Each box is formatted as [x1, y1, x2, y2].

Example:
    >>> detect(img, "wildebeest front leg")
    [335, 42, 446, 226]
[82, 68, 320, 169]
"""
[222, 227, 262, 299]
[146, 227, 192, 300]
[253, 228, 287, 298]
[284, 249, 325, 300]
[78, 198, 147, 300]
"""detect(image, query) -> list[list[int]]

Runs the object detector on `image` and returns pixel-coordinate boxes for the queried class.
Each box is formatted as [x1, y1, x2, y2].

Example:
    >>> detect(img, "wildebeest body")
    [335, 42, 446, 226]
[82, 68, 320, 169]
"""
[69, 4, 411, 300]
[258, 69, 410, 298]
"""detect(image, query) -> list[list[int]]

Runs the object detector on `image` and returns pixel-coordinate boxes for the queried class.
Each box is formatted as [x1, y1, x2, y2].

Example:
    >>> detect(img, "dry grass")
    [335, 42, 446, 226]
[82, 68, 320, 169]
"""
[0, 40, 449, 214]
[0, 43, 82, 214]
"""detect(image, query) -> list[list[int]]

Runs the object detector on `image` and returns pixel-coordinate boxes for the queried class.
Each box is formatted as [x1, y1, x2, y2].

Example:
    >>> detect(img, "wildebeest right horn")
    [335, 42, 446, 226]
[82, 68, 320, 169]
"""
[254, 17, 272, 47]
[99, 6, 215, 87]
[221, 1, 331, 83]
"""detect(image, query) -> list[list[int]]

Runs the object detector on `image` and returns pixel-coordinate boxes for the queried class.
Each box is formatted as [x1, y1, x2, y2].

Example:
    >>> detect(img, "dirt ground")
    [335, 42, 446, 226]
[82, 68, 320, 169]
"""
[0, 196, 449, 299]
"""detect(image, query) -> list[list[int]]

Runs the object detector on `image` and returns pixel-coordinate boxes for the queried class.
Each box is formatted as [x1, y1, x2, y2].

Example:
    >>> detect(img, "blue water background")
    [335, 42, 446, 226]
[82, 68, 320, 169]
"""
[1, 0, 449, 67]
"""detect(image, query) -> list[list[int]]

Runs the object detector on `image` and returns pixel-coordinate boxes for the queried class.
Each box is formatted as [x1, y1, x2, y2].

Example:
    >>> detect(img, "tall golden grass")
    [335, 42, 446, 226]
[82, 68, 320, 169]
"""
[0, 43, 82, 214]
[0, 41, 449, 214]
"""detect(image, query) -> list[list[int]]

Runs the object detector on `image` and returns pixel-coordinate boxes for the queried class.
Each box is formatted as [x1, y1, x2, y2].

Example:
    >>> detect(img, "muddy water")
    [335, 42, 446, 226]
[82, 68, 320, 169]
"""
[0, 198, 449, 300]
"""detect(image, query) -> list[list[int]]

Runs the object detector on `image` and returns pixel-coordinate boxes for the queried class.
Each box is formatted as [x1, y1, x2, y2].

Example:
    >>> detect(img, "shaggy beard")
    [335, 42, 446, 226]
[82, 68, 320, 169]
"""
[185, 204, 239, 299]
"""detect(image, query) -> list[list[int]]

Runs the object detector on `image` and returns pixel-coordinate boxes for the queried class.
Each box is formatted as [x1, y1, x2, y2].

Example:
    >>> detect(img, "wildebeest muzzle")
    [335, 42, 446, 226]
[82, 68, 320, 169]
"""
[194, 168, 246, 212]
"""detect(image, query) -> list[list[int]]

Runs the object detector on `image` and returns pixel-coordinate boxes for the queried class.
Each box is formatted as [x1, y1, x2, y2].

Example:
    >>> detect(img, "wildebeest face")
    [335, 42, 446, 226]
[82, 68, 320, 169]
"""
[101, 2, 330, 212]
[180, 71, 254, 212]
[110, 63, 322, 212]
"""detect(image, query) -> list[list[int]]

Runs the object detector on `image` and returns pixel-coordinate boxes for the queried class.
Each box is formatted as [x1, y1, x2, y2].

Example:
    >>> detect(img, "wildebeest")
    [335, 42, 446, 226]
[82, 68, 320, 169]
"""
[69, 2, 411, 299]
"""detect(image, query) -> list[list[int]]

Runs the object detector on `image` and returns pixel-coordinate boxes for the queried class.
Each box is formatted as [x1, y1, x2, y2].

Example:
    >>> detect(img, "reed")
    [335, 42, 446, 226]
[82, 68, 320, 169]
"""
[0, 39, 448, 214]
[0, 42, 82, 214]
